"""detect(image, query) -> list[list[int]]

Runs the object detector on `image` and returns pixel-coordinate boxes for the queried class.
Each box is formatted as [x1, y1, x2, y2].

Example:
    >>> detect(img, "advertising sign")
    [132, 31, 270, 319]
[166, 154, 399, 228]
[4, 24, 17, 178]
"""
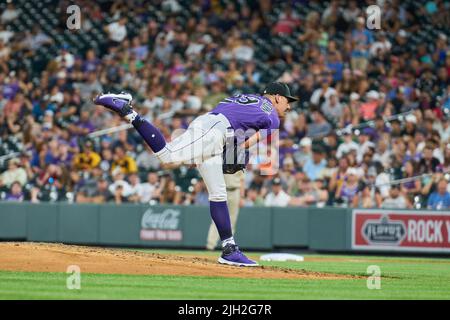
[140, 208, 183, 241]
[352, 209, 450, 252]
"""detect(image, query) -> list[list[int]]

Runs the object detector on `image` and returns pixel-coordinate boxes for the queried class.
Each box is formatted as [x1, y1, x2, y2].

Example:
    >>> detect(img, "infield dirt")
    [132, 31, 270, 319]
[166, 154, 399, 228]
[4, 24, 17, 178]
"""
[0, 242, 359, 280]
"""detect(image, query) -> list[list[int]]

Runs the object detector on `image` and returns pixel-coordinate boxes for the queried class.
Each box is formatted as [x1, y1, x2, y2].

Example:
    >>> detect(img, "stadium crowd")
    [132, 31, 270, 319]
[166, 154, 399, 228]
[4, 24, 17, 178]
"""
[0, 0, 450, 210]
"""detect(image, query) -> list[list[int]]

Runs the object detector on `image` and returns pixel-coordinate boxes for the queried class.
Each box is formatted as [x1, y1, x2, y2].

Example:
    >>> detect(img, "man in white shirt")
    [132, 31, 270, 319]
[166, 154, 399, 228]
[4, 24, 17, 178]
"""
[26, 27, 53, 50]
[233, 39, 254, 62]
[369, 32, 392, 57]
[381, 185, 408, 209]
[321, 93, 344, 124]
[0, 158, 27, 188]
[105, 17, 127, 44]
[372, 139, 391, 169]
[264, 178, 291, 207]
[336, 131, 359, 159]
[294, 137, 312, 167]
[0, 24, 13, 44]
[136, 172, 159, 203]
[55, 45, 75, 69]
[143, 88, 165, 111]
[435, 117, 450, 143]
[356, 128, 375, 163]
[310, 72, 338, 108]
[108, 170, 133, 197]
[185, 35, 204, 58]
[154, 35, 174, 65]
[1, 3, 19, 24]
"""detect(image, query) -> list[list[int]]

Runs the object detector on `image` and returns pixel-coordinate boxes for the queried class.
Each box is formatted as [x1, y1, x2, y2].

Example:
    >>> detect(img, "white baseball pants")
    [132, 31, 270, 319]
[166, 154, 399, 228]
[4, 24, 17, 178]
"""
[155, 113, 232, 202]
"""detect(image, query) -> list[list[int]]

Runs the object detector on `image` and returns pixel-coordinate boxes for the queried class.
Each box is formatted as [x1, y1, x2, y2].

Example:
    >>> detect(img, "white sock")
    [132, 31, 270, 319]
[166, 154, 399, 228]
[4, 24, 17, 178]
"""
[222, 237, 235, 248]
[124, 110, 138, 123]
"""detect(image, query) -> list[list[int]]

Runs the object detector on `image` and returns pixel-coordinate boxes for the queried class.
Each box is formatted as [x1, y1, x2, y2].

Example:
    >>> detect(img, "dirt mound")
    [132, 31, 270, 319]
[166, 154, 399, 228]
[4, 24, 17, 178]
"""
[0, 242, 356, 280]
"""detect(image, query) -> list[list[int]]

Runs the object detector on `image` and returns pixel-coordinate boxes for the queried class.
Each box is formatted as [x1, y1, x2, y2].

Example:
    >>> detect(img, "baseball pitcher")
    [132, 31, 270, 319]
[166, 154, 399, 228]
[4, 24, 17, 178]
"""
[94, 82, 297, 266]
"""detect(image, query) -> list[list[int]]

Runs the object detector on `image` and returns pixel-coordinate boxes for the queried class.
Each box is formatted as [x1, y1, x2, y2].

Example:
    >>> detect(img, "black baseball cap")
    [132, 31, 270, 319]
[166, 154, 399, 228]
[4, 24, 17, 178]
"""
[312, 144, 326, 154]
[273, 177, 282, 185]
[263, 82, 299, 103]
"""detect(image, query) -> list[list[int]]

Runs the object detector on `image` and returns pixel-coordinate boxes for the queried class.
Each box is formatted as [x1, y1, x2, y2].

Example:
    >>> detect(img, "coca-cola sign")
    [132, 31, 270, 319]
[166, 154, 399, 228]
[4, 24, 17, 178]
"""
[141, 209, 180, 229]
[140, 208, 182, 241]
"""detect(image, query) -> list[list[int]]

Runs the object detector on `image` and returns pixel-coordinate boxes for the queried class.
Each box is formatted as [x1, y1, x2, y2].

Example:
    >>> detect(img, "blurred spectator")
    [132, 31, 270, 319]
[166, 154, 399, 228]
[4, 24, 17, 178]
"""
[289, 177, 328, 207]
[137, 172, 159, 203]
[73, 140, 101, 170]
[427, 178, 450, 210]
[193, 180, 209, 206]
[4, 181, 24, 202]
[159, 174, 182, 204]
[400, 160, 422, 205]
[105, 17, 128, 46]
[336, 131, 359, 159]
[111, 145, 137, 174]
[108, 170, 133, 200]
[360, 90, 381, 121]
[76, 177, 113, 203]
[321, 92, 343, 124]
[0, 158, 27, 187]
[55, 44, 75, 69]
[154, 34, 174, 65]
[306, 109, 332, 138]
[25, 26, 53, 51]
[352, 181, 381, 208]
[113, 184, 128, 204]
[418, 145, 441, 174]
[74, 72, 103, 102]
[233, 39, 254, 62]
[1, 3, 19, 24]
[264, 178, 290, 207]
[273, 7, 300, 35]
[342, 0, 360, 24]
[356, 129, 376, 163]
[303, 145, 327, 181]
[310, 71, 338, 110]
[127, 173, 142, 203]
[294, 137, 312, 167]
[136, 147, 161, 171]
[243, 187, 264, 207]
[381, 185, 408, 209]
[329, 156, 350, 196]
[335, 167, 360, 206]
[350, 16, 373, 72]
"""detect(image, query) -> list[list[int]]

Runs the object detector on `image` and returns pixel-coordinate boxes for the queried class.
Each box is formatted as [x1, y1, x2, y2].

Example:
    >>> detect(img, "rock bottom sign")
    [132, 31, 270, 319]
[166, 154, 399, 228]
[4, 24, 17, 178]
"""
[140, 208, 183, 241]
[352, 209, 450, 252]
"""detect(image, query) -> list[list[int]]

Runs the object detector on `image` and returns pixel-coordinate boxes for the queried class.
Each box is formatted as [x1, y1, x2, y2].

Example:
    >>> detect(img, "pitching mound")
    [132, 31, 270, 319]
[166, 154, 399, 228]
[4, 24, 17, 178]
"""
[0, 242, 356, 280]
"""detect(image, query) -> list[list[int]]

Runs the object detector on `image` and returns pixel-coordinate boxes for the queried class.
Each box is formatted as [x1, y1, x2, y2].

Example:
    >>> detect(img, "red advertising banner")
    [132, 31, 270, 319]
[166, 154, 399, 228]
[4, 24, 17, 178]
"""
[352, 209, 450, 252]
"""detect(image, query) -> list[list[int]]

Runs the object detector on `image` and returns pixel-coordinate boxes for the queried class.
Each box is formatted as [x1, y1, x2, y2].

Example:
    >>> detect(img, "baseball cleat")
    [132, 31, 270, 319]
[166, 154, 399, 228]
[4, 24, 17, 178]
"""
[93, 92, 134, 117]
[218, 244, 258, 267]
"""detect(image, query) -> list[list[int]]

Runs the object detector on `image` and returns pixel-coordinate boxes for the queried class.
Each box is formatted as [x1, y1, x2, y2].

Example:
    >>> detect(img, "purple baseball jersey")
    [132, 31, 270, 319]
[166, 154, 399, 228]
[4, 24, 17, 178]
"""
[211, 94, 280, 134]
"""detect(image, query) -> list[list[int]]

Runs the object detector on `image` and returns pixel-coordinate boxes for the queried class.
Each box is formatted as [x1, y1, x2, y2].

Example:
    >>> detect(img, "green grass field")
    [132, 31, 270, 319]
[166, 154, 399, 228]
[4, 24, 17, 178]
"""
[1, 249, 449, 300]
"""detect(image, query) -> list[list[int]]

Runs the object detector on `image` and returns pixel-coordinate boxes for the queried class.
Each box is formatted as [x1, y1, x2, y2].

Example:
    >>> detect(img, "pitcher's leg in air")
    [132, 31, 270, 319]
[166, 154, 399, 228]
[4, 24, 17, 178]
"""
[94, 93, 257, 266]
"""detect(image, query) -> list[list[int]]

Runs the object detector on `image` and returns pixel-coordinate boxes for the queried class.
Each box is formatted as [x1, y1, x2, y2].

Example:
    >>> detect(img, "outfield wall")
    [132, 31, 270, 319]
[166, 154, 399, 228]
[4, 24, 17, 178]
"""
[0, 203, 449, 254]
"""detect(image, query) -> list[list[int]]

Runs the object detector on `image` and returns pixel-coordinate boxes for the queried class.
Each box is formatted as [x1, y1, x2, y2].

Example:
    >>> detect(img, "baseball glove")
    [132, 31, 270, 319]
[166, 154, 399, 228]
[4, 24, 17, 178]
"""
[222, 134, 247, 174]
[223, 163, 246, 174]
